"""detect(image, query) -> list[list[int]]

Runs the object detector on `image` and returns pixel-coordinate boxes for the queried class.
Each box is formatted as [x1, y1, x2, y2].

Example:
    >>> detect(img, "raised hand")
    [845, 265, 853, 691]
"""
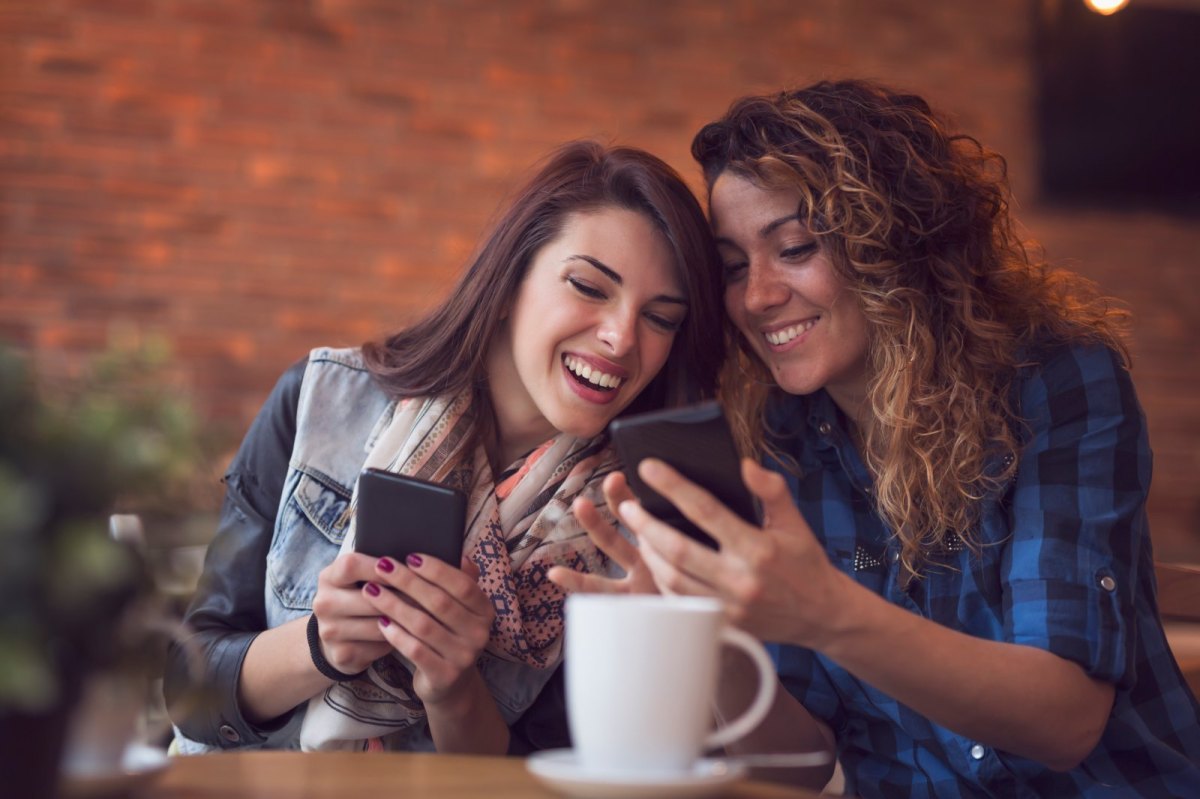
[548, 471, 658, 596]
[619, 458, 850, 648]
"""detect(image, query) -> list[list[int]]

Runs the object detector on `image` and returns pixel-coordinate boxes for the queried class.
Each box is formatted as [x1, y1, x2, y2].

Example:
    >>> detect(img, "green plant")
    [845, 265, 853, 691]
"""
[0, 339, 206, 712]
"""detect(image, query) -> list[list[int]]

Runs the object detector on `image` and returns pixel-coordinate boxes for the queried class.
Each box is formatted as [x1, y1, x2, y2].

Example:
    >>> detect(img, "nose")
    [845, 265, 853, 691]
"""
[741, 260, 789, 315]
[596, 307, 638, 357]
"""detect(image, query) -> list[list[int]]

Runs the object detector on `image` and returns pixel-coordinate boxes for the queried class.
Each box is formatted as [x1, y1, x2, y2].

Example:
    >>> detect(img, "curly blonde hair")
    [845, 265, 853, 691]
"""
[692, 79, 1129, 582]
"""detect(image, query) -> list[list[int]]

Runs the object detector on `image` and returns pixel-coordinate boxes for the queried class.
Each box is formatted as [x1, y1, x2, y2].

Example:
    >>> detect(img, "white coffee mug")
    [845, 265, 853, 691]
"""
[565, 593, 776, 775]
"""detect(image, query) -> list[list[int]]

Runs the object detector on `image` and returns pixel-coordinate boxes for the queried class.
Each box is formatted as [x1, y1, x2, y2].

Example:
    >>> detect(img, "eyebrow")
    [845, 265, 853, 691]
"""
[714, 213, 803, 249]
[760, 213, 803, 237]
[569, 255, 687, 306]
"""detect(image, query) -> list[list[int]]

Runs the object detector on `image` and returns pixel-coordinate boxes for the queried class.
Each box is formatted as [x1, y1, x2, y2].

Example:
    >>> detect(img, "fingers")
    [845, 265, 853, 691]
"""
[617, 499, 722, 595]
[636, 458, 758, 551]
[547, 565, 628, 594]
[740, 460, 813, 539]
[364, 556, 493, 656]
[319, 551, 384, 589]
[374, 556, 493, 619]
[601, 470, 638, 509]
[635, 527, 722, 597]
[573, 494, 641, 573]
[314, 552, 388, 622]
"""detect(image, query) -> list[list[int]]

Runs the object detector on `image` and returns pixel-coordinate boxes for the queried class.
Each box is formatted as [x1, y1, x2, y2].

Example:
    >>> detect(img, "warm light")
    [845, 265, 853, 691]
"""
[1084, 0, 1131, 14]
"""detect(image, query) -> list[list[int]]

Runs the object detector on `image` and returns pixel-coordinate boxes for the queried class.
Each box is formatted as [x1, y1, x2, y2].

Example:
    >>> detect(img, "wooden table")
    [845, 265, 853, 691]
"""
[145, 751, 824, 798]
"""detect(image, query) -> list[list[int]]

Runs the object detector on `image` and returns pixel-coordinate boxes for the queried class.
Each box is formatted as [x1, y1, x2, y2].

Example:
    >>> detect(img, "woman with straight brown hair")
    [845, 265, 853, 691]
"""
[165, 140, 725, 755]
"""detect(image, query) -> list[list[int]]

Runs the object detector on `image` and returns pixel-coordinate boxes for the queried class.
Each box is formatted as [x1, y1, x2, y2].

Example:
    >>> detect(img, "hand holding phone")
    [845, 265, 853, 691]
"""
[607, 401, 759, 548]
[353, 469, 467, 566]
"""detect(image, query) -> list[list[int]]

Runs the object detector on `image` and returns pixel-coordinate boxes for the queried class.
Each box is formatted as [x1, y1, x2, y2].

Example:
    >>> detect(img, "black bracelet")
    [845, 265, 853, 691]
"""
[306, 613, 367, 682]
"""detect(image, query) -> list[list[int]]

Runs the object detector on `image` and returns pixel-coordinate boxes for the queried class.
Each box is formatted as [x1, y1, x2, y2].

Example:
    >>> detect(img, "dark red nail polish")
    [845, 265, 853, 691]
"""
[377, 558, 395, 573]
[406, 554, 422, 568]
[379, 616, 390, 627]
[364, 582, 380, 597]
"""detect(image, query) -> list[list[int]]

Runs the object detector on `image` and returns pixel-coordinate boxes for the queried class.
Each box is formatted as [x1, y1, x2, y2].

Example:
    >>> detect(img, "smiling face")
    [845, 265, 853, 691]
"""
[486, 206, 686, 462]
[712, 172, 871, 417]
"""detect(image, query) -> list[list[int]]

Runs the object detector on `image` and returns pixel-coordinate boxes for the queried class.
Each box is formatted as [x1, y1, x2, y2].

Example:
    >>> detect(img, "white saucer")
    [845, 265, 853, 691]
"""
[526, 749, 746, 798]
[60, 743, 171, 799]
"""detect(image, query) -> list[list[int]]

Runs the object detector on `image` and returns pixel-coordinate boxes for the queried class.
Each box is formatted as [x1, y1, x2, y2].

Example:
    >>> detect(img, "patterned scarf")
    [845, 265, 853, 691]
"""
[300, 392, 616, 751]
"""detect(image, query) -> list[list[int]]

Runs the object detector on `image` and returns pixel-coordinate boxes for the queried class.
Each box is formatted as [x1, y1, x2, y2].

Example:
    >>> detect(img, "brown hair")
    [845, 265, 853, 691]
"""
[692, 79, 1129, 581]
[363, 140, 725, 441]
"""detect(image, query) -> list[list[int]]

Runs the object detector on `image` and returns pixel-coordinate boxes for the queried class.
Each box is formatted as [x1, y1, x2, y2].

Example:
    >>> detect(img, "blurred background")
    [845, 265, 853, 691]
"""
[2, 0, 1198, 562]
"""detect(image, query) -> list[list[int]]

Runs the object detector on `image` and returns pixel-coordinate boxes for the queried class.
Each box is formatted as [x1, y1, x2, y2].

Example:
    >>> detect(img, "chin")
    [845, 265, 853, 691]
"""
[773, 371, 822, 397]
[548, 412, 609, 441]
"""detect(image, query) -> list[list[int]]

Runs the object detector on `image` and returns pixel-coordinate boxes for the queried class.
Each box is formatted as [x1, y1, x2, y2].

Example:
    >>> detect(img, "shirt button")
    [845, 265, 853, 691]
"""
[818, 422, 832, 436]
[1099, 574, 1116, 592]
[970, 744, 986, 760]
[219, 724, 241, 743]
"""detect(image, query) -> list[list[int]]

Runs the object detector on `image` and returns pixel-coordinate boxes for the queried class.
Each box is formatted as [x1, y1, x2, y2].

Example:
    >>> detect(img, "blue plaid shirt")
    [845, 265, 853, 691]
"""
[766, 343, 1200, 798]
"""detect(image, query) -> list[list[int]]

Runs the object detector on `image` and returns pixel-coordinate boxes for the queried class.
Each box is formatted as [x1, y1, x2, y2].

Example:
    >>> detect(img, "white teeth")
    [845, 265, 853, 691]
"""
[563, 355, 623, 390]
[765, 318, 818, 345]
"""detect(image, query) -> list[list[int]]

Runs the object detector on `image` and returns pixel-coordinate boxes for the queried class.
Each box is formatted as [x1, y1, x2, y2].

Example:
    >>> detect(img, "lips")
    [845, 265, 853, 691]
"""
[560, 353, 629, 408]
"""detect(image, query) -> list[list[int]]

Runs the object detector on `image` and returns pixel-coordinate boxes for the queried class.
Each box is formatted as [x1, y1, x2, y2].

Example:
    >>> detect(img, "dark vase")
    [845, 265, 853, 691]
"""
[0, 702, 73, 798]
[0, 657, 83, 799]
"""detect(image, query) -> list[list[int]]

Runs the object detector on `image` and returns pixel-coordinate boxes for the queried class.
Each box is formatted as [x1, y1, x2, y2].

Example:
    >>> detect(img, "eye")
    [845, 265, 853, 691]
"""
[780, 243, 818, 261]
[644, 311, 683, 333]
[723, 261, 749, 283]
[567, 276, 606, 299]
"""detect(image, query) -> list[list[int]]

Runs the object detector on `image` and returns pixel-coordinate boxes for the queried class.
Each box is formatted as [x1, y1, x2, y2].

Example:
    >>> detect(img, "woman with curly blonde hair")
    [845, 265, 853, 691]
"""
[552, 80, 1199, 796]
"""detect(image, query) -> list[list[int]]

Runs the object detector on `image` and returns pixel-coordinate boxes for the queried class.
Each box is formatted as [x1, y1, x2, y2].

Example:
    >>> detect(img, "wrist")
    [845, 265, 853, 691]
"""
[809, 569, 874, 655]
[422, 668, 486, 720]
[306, 613, 367, 682]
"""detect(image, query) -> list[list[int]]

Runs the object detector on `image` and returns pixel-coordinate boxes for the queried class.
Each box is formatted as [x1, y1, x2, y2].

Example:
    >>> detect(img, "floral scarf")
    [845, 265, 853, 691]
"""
[299, 392, 616, 750]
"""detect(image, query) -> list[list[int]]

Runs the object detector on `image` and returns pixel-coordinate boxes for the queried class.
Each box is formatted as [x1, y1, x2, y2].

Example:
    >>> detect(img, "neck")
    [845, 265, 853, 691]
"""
[486, 427, 547, 475]
[483, 337, 556, 472]
[826, 387, 869, 433]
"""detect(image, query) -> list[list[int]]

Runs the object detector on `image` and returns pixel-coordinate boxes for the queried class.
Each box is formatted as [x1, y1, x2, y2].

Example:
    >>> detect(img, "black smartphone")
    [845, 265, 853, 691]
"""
[353, 469, 467, 566]
[607, 401, 759, 549]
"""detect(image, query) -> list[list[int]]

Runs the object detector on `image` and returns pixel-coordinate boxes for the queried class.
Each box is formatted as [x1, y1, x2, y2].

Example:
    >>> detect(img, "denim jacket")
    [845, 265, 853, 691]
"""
[165, 348, 570, 753]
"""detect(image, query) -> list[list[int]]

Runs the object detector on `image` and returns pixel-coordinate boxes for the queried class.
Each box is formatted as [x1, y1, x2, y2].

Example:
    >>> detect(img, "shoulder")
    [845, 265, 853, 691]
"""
[1014, 340, 1139, 423]
[292, 346, 395, 480]
[298, 346, 381, 405]
[305, 345, 369, 374]
[1012, 338, 1152, 463]
[1018, 339, 1129, 386]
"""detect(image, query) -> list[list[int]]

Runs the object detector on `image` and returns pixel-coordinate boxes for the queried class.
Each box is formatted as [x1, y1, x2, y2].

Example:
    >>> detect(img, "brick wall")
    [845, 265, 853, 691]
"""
[3, 0, 1197, 560]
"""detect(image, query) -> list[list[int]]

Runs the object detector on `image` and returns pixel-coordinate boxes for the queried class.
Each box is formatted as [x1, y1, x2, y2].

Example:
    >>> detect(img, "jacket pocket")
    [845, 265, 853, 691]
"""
[266, 469, 351, 611]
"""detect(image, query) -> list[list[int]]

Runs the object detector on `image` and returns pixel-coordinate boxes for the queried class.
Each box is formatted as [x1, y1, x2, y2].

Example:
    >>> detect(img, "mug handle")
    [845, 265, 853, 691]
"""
[703, 627, 777, 750]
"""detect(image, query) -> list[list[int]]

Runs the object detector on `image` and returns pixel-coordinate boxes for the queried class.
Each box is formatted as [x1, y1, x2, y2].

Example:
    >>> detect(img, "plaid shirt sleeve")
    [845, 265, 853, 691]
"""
[1001, 343, 1150, 687]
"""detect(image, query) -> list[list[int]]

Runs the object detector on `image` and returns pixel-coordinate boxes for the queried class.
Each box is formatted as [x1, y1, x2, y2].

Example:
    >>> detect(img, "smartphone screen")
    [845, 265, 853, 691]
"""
[353, 469, 467, 566]
[607, 401, 758, 548]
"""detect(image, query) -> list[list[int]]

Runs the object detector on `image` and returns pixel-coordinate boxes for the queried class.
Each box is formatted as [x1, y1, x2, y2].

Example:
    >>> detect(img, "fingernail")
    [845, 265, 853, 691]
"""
[378, 616, 390, 627]
[406, 553, 423, 568]
[377, 558, 395, 573]
[364, 582, 381, 597]
[639, 459, 662, 478]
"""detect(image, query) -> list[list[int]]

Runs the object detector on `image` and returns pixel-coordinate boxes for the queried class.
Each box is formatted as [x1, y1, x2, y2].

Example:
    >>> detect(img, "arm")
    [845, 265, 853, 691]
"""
[628, 461, 1113, 770]
[548, 473, 836, 789]
[236, 552, 392, 723]
[164, 359, 307, 746]
[165, 359, 393, 737]
[714, 644, 837, 788]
